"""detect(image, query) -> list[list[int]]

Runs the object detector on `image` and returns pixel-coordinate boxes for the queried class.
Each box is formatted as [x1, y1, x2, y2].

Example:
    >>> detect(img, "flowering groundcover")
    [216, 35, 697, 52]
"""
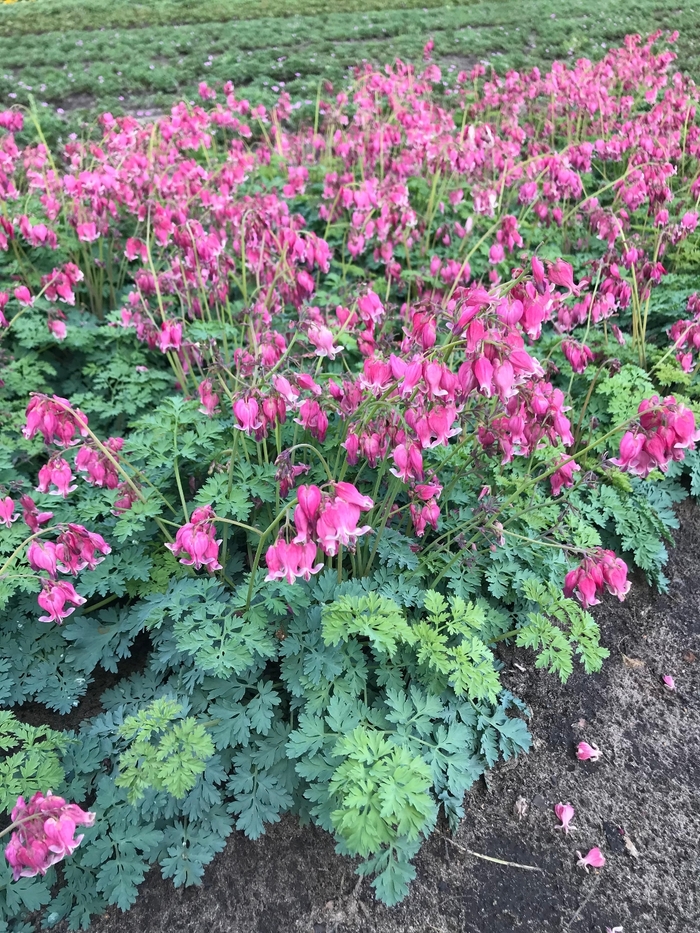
[1, 31, 700, 928]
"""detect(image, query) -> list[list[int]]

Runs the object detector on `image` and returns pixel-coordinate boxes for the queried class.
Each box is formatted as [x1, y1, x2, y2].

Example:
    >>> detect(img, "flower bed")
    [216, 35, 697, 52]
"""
[1, 31, 700, 929]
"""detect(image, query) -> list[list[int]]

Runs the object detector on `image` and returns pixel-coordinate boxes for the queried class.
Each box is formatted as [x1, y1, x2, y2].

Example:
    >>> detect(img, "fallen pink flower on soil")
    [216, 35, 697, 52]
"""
[554, 802, 576, 833]
[576, 741, 601, 762]
[576, 847, 606, 871]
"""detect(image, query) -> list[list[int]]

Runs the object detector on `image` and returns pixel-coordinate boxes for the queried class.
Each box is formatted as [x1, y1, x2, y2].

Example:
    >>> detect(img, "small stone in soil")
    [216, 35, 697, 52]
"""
[514, 796, 529, 819]
[532, 794, 547, 809]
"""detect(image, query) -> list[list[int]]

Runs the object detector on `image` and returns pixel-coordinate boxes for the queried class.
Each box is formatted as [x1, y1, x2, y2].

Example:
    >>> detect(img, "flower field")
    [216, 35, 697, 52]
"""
[0, 9, 700, 932]
[3, 0, 700, 149]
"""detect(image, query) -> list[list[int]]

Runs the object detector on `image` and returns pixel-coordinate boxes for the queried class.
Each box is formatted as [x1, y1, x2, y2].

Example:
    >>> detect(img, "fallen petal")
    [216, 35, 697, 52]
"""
[576, 846, 606, 871]
[576, 741, 601, 762]
[554, 802, 576, 833]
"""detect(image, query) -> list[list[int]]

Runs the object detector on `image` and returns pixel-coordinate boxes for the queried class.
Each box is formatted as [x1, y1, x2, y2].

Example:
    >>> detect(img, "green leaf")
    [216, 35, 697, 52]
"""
[322, 592, 415, 657]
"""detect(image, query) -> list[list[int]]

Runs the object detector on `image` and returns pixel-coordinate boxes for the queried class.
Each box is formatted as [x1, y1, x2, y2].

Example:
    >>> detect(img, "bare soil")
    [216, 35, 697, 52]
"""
[57, 501, 700, 933]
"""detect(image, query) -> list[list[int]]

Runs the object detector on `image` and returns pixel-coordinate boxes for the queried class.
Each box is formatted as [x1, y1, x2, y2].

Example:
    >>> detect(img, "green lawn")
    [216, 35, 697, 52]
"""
[1, 0, 698, 143]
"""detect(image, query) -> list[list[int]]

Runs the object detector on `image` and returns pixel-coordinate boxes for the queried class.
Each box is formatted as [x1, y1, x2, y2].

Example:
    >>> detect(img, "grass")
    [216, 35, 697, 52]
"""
[1, 0, 699, 144]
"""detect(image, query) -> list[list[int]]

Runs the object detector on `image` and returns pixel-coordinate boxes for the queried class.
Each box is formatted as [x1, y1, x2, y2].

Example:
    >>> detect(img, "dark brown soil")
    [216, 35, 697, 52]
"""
[62, 502, 700, 933]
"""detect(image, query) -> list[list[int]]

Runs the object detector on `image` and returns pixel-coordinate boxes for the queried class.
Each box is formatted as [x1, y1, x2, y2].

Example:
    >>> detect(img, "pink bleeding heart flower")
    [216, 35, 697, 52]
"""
[37, 458, 76, 498]
[576, 741, 601, 762]
[576, 847, 605, 872]
[3, 791, 95, 881]
[23, 394, 89, 447]
[662, 674, 676, 691]
[74, 439, 123, 490]
[315, 500, 373, 557]
[76, 222, 99, 243]
[548, 259, 581, 296]
[55, 524, 111, 574]
[390, 443, 424, 483]
[564, 548, 630, 608]
[307, 325, 342, 360]
[0, 496, 19, 527]
[550, 458, 580, 497]
[293, 484, 323, 544]
[13, 285, 33, 306]
[272, 375, 299, 404]
[562, 339, 593, 374]
[27, 540, 59, 578]
[165, 505, 222, 573]
[357, 289, 384, 324]
[233, 398, 262, 436]
[20, 495, 53, 533]
[296, 373, 322, 395]
[37, 578, 86, 624]
[265, 538, 323, 584]
[489, 242, 505, 264]
[294, 399, 329, 442]
[157, 320, 182, 353]
[197, 379, 219, 417]
[554, 803, 576, 834]
[333, 482, 374, 511]
[48, 319, 67, 341]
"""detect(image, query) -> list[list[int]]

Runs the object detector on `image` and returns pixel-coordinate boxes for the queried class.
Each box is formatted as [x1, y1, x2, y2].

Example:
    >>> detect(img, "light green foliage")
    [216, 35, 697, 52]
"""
[116, 698, 215, 803]
[329, 727, 437, 855]
[595, 364, 655, 424]
[322, 591, 415, 656]
[413, 591, 501, 702]
[517, 579, 609, 681]
[0, 712, 68, 813]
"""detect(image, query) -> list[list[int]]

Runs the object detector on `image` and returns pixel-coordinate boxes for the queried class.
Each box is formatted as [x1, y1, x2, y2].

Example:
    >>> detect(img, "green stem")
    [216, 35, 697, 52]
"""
[173, 420, 189, 522]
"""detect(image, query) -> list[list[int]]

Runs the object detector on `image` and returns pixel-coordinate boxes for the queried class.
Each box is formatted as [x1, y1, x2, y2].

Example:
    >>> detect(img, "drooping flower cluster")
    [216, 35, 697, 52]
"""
[166, 504, 222, 572]
[4, 792, 95, 881]
[612, 396, 700, 478]
[26, 524, 110, 623]
[564, 549, 631, 608]
[23, 395, 89, 447]
[668, 293, 700, 372]
[75, 437, 124, 489]
[1, 396, 124, 623]
[265, 482, 373, 584]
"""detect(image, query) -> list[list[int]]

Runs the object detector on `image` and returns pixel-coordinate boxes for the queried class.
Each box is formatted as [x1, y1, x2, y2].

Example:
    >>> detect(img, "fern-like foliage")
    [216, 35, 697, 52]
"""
[0, 712, 68, 813]
[412, 591, 502, 702]
[322, 592, 416, 657]
[517, 579, 609, 681]
[116, 698, 215, 803]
